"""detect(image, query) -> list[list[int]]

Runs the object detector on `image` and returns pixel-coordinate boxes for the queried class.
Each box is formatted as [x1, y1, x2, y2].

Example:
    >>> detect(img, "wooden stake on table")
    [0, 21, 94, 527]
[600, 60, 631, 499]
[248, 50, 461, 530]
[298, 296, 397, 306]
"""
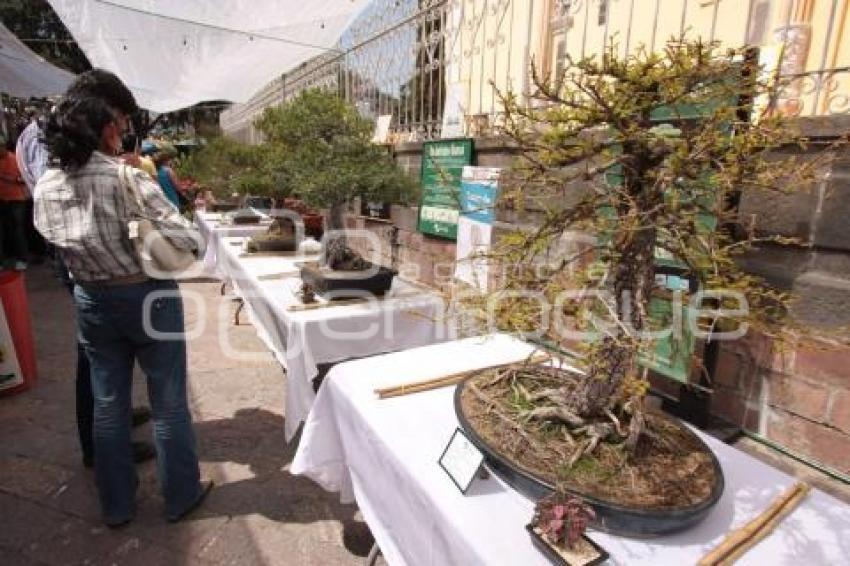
[697, 482, 810, 566]
[286, 290, 423, 312]
[375, 351, 553, 399]
[257, 272, 298, 281]
[286, 297, 370, 311]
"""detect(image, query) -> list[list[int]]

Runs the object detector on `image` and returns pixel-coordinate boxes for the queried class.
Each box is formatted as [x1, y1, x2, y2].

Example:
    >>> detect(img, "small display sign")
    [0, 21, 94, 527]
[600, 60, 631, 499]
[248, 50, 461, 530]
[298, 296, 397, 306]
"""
[418, 138, 474, 239]
[439, 427, 485, 494]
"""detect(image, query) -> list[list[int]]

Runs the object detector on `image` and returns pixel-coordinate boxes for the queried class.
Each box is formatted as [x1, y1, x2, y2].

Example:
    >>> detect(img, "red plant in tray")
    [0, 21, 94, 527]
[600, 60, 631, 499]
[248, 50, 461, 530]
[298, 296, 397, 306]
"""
[536, 494, 596, 550]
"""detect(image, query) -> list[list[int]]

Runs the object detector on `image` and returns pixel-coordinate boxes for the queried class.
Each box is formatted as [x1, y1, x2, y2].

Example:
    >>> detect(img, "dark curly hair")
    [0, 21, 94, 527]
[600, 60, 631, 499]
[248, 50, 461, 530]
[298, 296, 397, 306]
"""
[44, 69, 138, 171]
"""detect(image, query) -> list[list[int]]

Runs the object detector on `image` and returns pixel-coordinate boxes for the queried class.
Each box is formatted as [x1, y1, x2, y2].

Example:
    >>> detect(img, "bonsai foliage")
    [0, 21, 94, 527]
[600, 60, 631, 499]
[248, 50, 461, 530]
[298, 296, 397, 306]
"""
[255, 89, 416, 228]
[176, 137, 282, 199]
[534, 493, 596, 550]
[256, 89, 415, 268]
[480, 38, 823, 456]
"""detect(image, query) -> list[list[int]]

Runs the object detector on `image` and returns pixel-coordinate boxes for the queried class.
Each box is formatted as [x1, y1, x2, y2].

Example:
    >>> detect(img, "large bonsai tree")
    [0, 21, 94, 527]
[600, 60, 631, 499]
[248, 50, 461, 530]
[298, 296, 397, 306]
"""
[484, 39, 824, 457]
[255, 89, 415, 268]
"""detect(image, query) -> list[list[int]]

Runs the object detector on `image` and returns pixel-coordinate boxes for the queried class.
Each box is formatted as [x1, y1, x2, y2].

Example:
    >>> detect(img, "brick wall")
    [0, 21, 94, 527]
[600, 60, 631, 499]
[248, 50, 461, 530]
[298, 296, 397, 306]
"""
[344, 204, 456, 293]
[708, 332, 850, 475]
[709, 116, 850, 475]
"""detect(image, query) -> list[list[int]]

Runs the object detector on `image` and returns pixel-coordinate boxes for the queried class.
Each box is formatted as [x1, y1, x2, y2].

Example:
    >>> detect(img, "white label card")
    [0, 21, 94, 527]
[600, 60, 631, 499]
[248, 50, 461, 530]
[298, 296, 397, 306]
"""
[439, 428, 485, 494]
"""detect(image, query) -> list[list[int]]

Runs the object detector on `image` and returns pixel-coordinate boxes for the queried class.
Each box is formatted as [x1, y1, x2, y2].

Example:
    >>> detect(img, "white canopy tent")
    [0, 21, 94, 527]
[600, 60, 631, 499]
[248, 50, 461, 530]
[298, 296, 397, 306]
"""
[0, 21, 75, 98]
[47, 0, 371, 112]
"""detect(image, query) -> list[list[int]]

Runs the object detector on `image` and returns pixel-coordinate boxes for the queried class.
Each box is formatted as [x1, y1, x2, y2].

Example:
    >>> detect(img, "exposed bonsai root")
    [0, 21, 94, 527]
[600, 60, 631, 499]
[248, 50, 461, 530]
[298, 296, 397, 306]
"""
[604, 408, 626, 437]
[583, 422, 614, 455]
[481, 367, 512, 389]
[525, 405, 586, 428]
[567, 439, 590, 468]
[624, 403, 645, 452]
[528, 387, 566, 404]
[469, 383, 541, 452]
[561, 426, 576, 448]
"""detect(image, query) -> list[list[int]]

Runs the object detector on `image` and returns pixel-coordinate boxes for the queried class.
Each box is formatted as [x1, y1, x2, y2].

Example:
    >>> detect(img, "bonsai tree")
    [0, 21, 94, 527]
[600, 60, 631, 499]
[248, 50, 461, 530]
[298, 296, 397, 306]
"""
[255, 89, 416, 268]
[475, 38, 825, 461]
[176, 136, 282, 200]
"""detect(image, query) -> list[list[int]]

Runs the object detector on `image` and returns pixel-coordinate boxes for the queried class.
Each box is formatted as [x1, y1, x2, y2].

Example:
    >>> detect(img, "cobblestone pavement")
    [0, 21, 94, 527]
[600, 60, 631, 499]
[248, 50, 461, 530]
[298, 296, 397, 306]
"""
[0, 265, 378, 565]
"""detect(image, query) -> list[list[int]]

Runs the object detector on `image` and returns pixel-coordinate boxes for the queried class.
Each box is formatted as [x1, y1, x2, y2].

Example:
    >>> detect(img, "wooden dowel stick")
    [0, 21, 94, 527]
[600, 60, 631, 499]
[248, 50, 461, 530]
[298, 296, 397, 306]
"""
[376, 351, 552, 399]
[698, 482, 810, 566]
[287, 298, 368, 312]
[717, 484, 810, 566]
[286, 290, 423, 312]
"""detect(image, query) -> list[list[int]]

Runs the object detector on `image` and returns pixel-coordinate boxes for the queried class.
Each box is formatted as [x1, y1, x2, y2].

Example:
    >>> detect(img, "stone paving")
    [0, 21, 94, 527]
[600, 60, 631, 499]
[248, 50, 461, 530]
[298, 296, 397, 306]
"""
[2, 264, 848, 566]
[0, 265, 377, 565]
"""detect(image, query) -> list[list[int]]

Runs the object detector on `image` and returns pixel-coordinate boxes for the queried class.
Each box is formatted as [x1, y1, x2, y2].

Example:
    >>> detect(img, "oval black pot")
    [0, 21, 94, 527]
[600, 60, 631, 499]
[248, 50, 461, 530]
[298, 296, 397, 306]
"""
[298, 262, 396, 298]
[454, 381, 725, 537]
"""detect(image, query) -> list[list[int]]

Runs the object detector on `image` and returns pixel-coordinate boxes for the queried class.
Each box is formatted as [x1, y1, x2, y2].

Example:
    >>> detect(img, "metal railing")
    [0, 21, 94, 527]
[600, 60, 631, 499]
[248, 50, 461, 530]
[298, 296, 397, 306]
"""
[221, 0, 850, 142]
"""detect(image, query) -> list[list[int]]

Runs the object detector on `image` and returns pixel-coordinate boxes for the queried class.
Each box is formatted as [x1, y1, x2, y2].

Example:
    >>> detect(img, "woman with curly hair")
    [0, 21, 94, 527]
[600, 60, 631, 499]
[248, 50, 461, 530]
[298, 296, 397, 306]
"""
[33, 69, 211, 527]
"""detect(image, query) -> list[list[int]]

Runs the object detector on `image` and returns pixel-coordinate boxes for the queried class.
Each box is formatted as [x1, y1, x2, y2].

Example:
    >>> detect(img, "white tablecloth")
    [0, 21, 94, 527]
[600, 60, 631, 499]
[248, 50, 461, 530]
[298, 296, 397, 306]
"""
[195, 212, 271, 277]
[291, 334, 850, 566]
[197, 217, 454, 441]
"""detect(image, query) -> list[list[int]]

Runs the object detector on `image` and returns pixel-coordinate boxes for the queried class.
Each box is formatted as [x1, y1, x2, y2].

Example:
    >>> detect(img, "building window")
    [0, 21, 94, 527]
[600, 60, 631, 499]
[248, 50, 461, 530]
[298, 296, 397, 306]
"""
[598, 0, 608, 26]
[548, 0, 574, 80]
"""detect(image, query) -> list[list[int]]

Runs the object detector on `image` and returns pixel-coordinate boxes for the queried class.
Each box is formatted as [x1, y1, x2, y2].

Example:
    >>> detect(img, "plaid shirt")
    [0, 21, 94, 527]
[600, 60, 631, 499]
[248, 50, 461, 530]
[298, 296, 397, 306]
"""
[34, 151, 199, 282]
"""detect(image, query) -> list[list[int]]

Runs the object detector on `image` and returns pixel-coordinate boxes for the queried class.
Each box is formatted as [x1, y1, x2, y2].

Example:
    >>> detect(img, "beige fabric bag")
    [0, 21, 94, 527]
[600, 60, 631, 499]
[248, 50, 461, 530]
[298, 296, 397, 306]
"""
[119, 164, 195, 279]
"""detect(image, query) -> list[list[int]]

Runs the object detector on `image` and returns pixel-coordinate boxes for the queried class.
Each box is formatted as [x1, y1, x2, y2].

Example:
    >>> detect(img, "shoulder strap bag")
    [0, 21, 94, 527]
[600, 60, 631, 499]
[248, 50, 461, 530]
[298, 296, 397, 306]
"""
[119, 164, 196, 279]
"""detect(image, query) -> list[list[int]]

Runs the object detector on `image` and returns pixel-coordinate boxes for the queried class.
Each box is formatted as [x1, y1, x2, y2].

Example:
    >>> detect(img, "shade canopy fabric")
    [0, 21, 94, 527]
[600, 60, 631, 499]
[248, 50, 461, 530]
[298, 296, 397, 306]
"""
[0, 22, 75, 98]
[47, 0, 370, 112]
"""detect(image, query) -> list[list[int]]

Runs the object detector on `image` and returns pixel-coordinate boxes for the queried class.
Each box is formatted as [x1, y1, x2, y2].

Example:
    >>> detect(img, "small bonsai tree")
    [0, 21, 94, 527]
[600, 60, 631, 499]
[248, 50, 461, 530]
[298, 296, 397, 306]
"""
[255, 89, 416, 268]
[533, 493, 596, 550]
[480, 38, 826, 459]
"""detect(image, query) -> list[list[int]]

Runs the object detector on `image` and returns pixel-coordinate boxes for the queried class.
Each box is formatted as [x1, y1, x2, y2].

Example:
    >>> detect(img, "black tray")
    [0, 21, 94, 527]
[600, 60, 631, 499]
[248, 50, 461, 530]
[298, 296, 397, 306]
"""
[298, 262, 396, 298]
[526, 525, 609, 566]
[454, 381, 725, 537]
[232, 215, 262, 225]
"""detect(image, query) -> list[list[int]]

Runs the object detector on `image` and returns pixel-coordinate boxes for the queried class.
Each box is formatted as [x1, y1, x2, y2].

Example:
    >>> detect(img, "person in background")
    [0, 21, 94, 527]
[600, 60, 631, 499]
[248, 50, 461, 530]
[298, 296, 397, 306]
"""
[118, 133, 144, 170]
[153, 142, 186, 208]
[15, 108, 49, 263]
[0, 134, 29, 270]
[15, 109, 48, 193]
[35, 69, 211, 527]
[138, 140, 158, 178]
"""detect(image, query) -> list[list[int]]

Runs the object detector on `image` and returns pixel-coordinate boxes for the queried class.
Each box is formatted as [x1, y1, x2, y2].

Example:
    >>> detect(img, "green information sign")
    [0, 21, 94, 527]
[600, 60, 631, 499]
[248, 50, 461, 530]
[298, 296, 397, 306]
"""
[418, 138, 474, 239]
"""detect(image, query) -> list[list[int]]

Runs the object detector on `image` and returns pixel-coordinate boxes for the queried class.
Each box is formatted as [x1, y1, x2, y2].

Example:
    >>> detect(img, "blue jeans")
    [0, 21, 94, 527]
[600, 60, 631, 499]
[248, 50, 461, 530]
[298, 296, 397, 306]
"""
[74, 279, 202, 523]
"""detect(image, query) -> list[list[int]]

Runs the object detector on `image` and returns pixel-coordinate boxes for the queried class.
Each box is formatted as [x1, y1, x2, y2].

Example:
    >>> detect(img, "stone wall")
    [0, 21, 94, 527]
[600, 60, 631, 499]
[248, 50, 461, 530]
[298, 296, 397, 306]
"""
[350, 123, 850, 475]
[708, 116, 850, 475]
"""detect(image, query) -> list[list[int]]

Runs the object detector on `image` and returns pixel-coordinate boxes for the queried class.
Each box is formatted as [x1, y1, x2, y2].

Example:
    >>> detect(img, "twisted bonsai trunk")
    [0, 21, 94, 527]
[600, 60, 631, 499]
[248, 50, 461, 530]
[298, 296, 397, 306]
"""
[323, 201, 369, 271]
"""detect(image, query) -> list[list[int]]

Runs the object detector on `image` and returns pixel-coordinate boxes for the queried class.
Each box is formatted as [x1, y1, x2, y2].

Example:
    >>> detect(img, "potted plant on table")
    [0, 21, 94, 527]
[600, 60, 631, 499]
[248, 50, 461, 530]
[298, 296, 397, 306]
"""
[255, 89, 416, 297]
[455, 38, 826, 536]
[528, 493, 607, 566]
[176, 136, 284, 212]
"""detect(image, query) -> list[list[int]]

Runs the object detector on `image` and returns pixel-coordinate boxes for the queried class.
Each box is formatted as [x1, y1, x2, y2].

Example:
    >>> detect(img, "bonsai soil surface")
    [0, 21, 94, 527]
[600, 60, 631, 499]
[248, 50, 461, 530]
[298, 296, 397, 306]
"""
[459, 367, 717, 509]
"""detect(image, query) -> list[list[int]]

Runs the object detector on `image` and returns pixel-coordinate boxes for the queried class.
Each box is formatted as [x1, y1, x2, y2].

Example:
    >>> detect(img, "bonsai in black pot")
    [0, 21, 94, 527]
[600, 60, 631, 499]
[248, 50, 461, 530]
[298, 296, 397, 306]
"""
[255, 90, 416, 297]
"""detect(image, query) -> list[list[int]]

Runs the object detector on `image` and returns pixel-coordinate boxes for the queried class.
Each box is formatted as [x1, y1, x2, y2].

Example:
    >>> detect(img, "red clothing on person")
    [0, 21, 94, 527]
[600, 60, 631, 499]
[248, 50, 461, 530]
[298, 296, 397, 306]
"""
[0, 152, 28, 201]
